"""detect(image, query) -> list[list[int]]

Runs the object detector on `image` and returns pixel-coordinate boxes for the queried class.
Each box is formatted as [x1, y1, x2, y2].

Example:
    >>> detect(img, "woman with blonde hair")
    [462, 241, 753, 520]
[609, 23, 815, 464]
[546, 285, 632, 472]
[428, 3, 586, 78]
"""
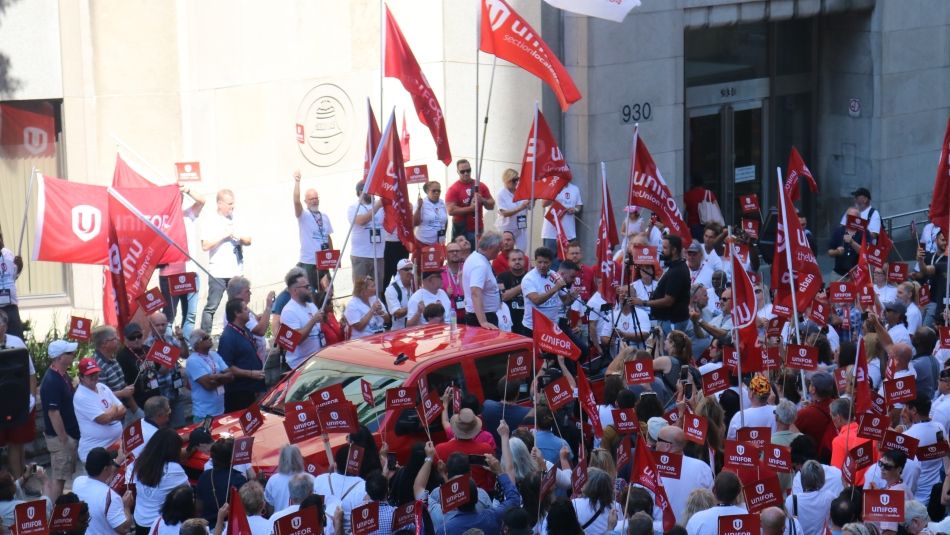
[494, 168, 529, 251]
[343, 276, 390, 339]
[678, 487, 715, 527]
[693, 396, 725, 473]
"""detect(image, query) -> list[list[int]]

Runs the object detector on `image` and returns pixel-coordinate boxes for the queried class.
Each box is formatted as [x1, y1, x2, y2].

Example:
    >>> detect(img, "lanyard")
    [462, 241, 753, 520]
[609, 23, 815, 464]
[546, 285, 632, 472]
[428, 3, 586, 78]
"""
[427, 199, 445, 225]
[227, 323, 256, 350]
[54, 367, 73, 393]
[198, 353, 217, 374]
[310, 210, 326, 238]
[445, 267, 461, 294]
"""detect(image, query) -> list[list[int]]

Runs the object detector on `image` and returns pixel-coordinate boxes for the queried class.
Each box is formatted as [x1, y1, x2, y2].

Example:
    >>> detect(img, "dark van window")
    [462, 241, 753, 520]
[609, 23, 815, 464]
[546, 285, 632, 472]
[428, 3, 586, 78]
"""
[477, 351, 532, 403]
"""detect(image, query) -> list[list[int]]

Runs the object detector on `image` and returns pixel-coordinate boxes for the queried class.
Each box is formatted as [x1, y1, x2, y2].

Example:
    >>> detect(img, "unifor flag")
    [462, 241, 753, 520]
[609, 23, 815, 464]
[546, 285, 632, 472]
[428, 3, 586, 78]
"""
[628, 126, 692, 245]
[731, 244, 758, 330]
[364, 99, 382, 183]
[33, 175, 110, 264]
[771, 178, 823, 314]
[928, 118, 950, 235]
[576, 366, 604, 438]
[384, 6, 451, 165]
[854, 338, 871, 414]
[542, 0, 641, 23]
[0, 101, 56, 158]
[513, 108, 572, 202]
[225, 486, 252, 535]
[480, 0, 581, 111]
[596, 170, 620, 303]
[365, 112, 416, 253]
[631, 431, 676, 531]
[784, 147, 818, 202]
[543, 201, 571, 259]
[532, 308, 581, 360]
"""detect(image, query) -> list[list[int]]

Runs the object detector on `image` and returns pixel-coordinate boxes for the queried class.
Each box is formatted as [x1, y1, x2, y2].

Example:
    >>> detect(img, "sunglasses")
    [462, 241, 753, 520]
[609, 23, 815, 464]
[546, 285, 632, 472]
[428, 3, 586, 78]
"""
[127, 333, 143, 341]
[878, 461, 896, 470]
[200, 335, 211, 342]
[459, 169, 472, 174]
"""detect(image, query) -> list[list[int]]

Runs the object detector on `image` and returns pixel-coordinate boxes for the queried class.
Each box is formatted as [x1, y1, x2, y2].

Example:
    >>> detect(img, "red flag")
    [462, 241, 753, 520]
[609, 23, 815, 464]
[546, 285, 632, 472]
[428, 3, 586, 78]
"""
[112, 154, 157, 188]
[928, 118, 950, 234]
[576, 366, 604, 438]
[771, 178, 823, 314]
[532, 308, 581, 360]
[596, 171, 620, 304]
[784, 147, 818, 202]
[480, 0, 581, 111]
[384, 6, 451, 165]
[854, 338, 871, 414]
[365, 113, 416, 253]
[225, 486, 252, 535]
[543, 202, 570, 259]
[631, 433, 675, 531]
[33, 175, 110, 264]
[400, 110, 411, 161]
[113, 159, 188, 265]
[364, 100, 382, 182]
[102, 268, 119, 328]
[513, 109, 571, 202]
[628, 127, 691, 246]
[0, 101, 56, 158]
[730, 244, 757, 330]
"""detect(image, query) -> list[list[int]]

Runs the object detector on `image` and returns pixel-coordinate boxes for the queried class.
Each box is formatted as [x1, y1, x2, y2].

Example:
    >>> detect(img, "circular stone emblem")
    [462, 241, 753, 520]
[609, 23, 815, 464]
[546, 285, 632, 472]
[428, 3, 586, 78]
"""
[296, 83, 354, 167]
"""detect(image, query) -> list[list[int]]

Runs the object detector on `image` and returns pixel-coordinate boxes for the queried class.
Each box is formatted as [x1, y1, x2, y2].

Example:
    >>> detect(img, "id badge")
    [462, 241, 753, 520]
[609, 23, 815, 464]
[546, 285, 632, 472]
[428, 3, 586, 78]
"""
[516, 215, 527, 229]
[437, 229, 446, 239]
[148, 377, 159, 390]
[216, 386, 225, 395]
[369, 228, 382, 243]
[318, 331, 327, 347]
[455, 296, 465, 311]
[0, 289, 9, 307]
[321, 243, 330, 251]
[172, 372, 184, 390]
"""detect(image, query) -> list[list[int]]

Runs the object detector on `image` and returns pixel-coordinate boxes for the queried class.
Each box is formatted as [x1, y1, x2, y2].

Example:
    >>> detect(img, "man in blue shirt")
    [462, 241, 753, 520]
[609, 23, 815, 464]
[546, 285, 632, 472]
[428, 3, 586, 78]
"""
[218, 298, 265, 412]
[533, 404, 571, 465]
[186, 328, 233, 422]
[40, 340, 80, 502]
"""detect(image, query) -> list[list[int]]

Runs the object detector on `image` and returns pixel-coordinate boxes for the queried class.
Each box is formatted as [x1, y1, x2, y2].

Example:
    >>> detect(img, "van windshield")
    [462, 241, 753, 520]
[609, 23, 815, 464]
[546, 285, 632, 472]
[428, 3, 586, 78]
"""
[268, 358, 408, 432]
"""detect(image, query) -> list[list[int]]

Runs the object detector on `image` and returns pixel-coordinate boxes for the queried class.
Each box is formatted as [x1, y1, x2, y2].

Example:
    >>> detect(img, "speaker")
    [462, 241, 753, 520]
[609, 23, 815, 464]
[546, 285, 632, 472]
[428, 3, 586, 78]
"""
[0, 348, 31, 428]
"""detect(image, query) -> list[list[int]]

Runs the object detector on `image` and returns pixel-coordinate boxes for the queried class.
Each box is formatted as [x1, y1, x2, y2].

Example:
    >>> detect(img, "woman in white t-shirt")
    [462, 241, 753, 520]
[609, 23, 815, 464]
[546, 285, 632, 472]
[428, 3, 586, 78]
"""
[494, 169, 530, 251]
[631, 264, 658, 321]
[264, 445, 305, 512]
[149, 484, 195, 534]
[413, 181, 448, 246]
[343, 276, 389, 339]
[549, 468, 621, 534]
[133, 429, 190, 534]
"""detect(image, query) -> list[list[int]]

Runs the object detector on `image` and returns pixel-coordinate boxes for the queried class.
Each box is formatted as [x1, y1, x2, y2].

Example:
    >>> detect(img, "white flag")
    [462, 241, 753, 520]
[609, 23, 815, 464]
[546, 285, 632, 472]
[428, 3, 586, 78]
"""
[543, 0, 641, 23]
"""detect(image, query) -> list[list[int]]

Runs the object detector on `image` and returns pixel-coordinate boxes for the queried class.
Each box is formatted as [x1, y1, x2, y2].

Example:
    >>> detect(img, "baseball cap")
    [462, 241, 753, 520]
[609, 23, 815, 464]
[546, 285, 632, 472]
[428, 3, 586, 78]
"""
[647, 417, 667, 442]
[84, 447, 118, 477]
[48, 340, 78, 358]
[851, 187, 871, 199]
[124, 323, 143, 338]
[624, 205, 641, 214]
[884, 301, 907, 316]
[687, 242, 703, 253]
[78, 357, 101, 376]
[397, 259, 414, 271]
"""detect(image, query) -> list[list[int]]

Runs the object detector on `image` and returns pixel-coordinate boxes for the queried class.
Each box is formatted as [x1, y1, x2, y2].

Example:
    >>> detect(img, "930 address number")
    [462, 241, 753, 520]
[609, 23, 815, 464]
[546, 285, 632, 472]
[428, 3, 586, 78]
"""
[620, 102, 653, 124]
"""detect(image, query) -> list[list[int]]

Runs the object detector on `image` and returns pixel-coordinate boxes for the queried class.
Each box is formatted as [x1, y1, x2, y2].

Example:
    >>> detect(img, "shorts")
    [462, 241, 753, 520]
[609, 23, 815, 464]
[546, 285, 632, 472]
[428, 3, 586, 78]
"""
[45, 435, 78, 481]
[0, 410, 36, 445]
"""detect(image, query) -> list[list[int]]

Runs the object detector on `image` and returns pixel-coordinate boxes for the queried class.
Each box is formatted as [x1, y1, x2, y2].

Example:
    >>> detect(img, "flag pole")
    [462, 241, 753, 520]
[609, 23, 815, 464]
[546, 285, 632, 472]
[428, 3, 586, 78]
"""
[527, 102, 539, 253]
[474, 3, 481, 248]
[366, 113, 397, 298]
[110, 134, 175, 185]
[380, 0, 385, 117]
[16, 167, 36, 258]
[620, 125, 639, 291]
[776, 169, 807, 400]
[473, 57, 498, 250]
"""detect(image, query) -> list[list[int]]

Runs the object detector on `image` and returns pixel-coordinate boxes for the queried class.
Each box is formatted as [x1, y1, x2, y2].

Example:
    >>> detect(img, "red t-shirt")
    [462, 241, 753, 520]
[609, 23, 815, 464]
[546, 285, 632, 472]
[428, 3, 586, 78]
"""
[572, 264, 596, 301]
[446, 180, 493, 234]
[321, 312, 344, 346]
[435, 438, 495, 491]
[492, 251, 510, 276]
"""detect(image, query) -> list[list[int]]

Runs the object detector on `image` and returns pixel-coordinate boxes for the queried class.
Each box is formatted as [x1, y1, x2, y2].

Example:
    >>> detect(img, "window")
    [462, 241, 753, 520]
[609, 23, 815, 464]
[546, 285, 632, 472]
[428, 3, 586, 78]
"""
[476, 350, 532, 403]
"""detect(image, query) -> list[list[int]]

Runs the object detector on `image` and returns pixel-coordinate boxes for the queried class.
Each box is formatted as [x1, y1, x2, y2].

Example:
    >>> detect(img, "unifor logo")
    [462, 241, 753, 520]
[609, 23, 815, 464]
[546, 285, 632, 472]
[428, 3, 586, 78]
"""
[896, 380, 904, 389]
[129, 427, 137, 436]
[733, 519, 743, 530]
[398, 389, 406, 398]
[362, 508, 369, 520]
[872, 418, 880, 426]
[425, 399, 432, 409]
[298, 412, 307, 423]
[619, 412, 627, 422]
[147, 293, 155, 301]
[896, 435, 905, 445]
[736, 445, 745, 456]
[755, 483, 765, 494]
[307, 464, 316, 472]
[23, 126, 48, 155]
[516, 356, 524, 366]
[749, 430, 759, 439]
[641, 247, 649, 255]
[880, 494, 890, 506]
[484, 0, 511, 32]
[245, 413, 252, 421]
[26, 506, 34, 519]
[553, 384, 561, 394]
[291, 517, 302, 529]
[162, 346, 171, 355]
[330, 411, 339, 420]
[660, 455, 669, 464]
[240, 441, 247, 451]
[325, 252, 333, 260]
[76, 319, 84, 328]
[772, 447, 780, 457]
[839, 283, 847, 293]
[61, 507, 69, 517]
[321, 392, 330, 400]
[451, 481, 459, 493]
[798, 348, 808, 358]
[856, 446, 865, 456]
[284, 330, 291, 338]
[179, 275, 186, 283]
[72, 205, 102, 243]
[692, 418, 699, 427]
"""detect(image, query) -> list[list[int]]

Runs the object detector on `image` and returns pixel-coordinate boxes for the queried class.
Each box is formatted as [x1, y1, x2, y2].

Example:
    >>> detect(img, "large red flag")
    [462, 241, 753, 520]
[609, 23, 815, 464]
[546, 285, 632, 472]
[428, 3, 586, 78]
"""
[628, 127, 691, 245]
[225, 486, 252, 535]
[113, 158, 188, 265]
[543, 202, 570, 259]
[771, 179, 823, 315]
[854, 338, 871, 414]
[480, 0, 581, 111]
[928, 118, 950, 235]
[112, 155, 157, 188]
[365, 113, 416, 253]
[596, 171, 620, 304]
[33, 175, 110, 264]
[731, 244, 757, 330]
[784, 147, 818, 202]
[532, 308, 581, 360]
[384, 6, 451, 165]
[631, 432, 676, 531]
[576, 366, 604, 438]
[364, 100, 382, 183]
[513, 109, 571, 202]
[0, 101, 56, 158]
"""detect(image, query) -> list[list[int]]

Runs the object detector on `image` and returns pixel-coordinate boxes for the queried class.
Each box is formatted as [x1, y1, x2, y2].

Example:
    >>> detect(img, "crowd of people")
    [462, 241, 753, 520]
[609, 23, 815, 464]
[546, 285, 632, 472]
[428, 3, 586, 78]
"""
[0, 159, 949, 534]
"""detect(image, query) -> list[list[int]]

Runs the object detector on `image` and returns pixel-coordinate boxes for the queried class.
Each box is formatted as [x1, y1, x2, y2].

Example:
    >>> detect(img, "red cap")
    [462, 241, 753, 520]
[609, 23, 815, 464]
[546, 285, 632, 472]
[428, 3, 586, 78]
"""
[78, 357, 101, 376]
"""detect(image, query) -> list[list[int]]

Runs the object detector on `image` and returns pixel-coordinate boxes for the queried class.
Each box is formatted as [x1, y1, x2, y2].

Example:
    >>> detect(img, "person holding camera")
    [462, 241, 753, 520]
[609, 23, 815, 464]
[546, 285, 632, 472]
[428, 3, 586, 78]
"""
[200, 189, 251, 332]
[630, 235, 691, 335]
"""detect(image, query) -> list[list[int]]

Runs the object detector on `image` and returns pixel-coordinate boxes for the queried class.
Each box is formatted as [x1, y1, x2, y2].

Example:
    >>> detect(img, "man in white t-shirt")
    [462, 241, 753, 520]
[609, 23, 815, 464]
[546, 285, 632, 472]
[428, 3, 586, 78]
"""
[200, 189, 251, 332]
[521, 247, 570, 335]
[541, 183, 582, 258]
[73, 358, 125, 463]
[839, 187, 881, 237]
[462, 231, 502, 329]
[726, 375, 777, 440]
[72, 447, 134, 535]
[293, 170, 334, 290]
[407, 271, 452, 327]
[684, 472, 748, 535]
[903, 395, 945, 502]
[349, 181, 386, 296]
[385, 259, 415, 330]
[280, 269, 325, 369]
[656, 425, 714, 522]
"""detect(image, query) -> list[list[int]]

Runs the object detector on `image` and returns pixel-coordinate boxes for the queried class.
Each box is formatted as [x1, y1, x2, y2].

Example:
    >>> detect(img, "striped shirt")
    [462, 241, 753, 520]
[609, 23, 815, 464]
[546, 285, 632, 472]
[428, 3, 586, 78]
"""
[95, 351, 127, 393]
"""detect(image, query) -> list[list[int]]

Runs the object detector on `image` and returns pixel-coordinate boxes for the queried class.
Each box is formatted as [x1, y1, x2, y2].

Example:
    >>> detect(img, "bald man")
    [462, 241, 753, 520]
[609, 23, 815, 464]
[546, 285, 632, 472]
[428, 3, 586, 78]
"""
[293, 170, 334, 291]
[761, 507, 802, 535]
[656, 425, 714, 522]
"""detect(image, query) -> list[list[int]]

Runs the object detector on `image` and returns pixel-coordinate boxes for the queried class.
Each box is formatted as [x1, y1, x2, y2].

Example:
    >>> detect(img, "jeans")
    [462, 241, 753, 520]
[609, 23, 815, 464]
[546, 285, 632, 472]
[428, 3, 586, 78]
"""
[159, 273, 199, 340]
[660, 319, 691, 336]
[200, 277, 230, 333]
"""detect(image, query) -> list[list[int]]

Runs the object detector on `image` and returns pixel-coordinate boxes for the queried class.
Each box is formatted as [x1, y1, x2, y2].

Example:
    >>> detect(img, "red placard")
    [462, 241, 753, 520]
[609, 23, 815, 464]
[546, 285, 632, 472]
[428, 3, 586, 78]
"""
[741, 218, 759, 239]
[808, 300, 828, 327]
[764, 444, 792, 473]
[360, 379, 374, 406]
[239, 406, 264, 436]
[763, 346, 781, 370]
[571, 459, 588, 497]
[232, 436, 254, 465]
[772, 301, 791, 319]
[108, 456, 132, 494]
[857, 413, 890, 441]
[828, 281, 855, 304]
[611, 408, 638, 435]
[863, 490, 904, 523]
[883, 375, 917, 405]
[722, 345, 739, 373]
[624, 359, 654, 385]
[49, 502, 81, 531]
[275, 323, 302, 352]
[309, 384, 347, 410]
[739, 194, 760, 214]
[742, 476, 783, 513]
[543, 376, 574, 412]
[865, 245, 887, 269]
[663, 407, 680, 426]
[940, 327, 950, 348]
[175, 161, 201, 182]
[315, 249, 341, 271]
[724, 440, 759, 469]
[540, 465, 557, 497]
[168, 272, 197, 296]
[122, 419, 144, 453]
[392, 501, 418, 532]
[632, 245, 657, 265]
[786, 344, 818, 371]
[274, 504, 322, 535]
[616, 436, 631, 469]
[440, 478, 472, 513]
[296, 123, 305, 144]
[382, 387, 417, 415]
[920, 284, 932, 306]
[145, 340, 180, 369]
[351, 501, 380, 535]
[419, 245, 445, 271]
[137, 287, 166, 314]
[701, 367, 730, 396]
[916, 439, 950, 461]
[406, 164, 429, 185]
[843, 442, 874, 486]
[766, 317, 786, 338]
[881, 429, 919, 458]
[68, 315, 92, 342]
[419, 390, 443, 427]
[869, 391, 888, 415]
[417, 376, 429, 399]
[718, 514, 761, 535]
[684, 414, 708, 444]
[858, 284, 875, 307]
[318, 402, 359, 434]
[452, 388, 461, 414]
[834, 367, 849, 394]
[846, 215, 868, 233]
[283, 401, 321, 443]
[736, 427, 771, 450]
[302, 452, 322, 476]
[654, 451, 683, 479]
[506, 352, 531, 382]
[345, 444, 365, 476]
[14, 500, 48, 535]
[887, 263, 908, 284]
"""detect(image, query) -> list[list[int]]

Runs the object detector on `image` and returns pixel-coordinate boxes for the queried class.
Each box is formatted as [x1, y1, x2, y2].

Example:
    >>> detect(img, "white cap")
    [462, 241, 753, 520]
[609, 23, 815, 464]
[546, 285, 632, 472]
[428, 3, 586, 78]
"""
[48, 340, 78, 358]
[397, 258, 414, 271]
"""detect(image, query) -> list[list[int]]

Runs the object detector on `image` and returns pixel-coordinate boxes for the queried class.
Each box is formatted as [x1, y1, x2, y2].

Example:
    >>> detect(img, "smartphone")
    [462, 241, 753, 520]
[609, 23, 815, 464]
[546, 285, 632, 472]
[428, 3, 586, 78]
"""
[684, 383, 693, 398]
[468, 454, 488, 467]
[640, 391, 657, 401]
[387, 452, 398, 469]
[202, 416, 213, 431]
[518, 383, 529, 394]
[679, 368, 688, 381]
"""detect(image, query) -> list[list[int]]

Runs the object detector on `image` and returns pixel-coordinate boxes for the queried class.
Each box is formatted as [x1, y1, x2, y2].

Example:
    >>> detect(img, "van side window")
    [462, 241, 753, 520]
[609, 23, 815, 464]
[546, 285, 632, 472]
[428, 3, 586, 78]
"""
[421, 363, 464, 398]
[477, 351, 532, 403]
